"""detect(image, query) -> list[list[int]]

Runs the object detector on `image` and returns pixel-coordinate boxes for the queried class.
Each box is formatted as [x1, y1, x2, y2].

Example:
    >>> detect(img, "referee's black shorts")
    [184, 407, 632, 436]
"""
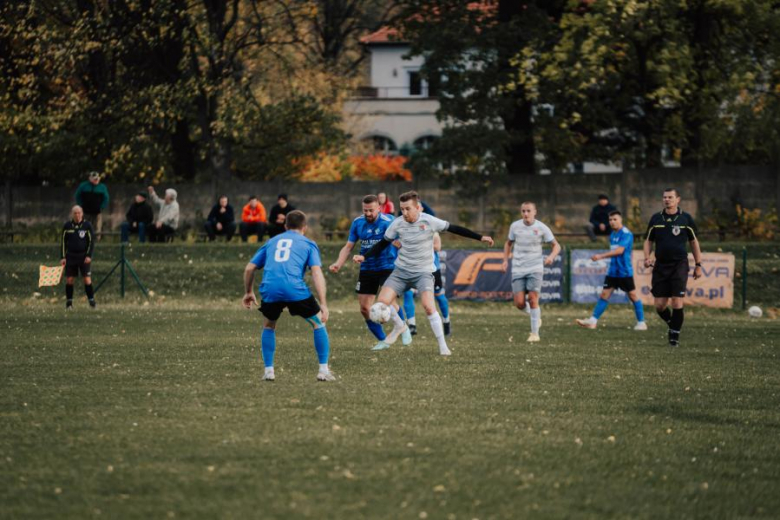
[259, 296, 320, 321]
[651, 260, 689, 298]
[65, 255, 91, 278]
[355, 269, 393, 295]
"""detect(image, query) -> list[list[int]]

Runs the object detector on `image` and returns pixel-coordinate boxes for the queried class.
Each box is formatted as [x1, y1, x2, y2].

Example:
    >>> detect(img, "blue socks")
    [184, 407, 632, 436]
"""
[633, 300, 645, 322]
[403, 290, 415, 319]
[365, 319, 386, 341]
[593, 298, 609, 319]
[261, 328, 276, 368]
[313, 327, 330, 364]
[435, 293, 449, 320]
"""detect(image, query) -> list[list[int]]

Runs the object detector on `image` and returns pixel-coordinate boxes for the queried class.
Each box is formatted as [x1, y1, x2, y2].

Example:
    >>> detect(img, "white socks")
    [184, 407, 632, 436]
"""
[524, 302, 531, 314]
[390, 305, 405, 329]
[408, 316, 416, 326]
[530, 307, 541, 334]
[319, 363, 329, 373]
[427, 312, 449, 351]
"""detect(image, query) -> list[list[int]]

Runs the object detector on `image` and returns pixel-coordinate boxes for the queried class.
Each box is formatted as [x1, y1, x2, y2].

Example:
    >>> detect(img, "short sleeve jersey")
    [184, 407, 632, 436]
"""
[508, 219, 555, 278]
[646, 209, 698, 263]
[607, 226, 634, 278]
[348, 213, 396, 271]
[384, 213, 449, 273]
[250, 230, 322, 303]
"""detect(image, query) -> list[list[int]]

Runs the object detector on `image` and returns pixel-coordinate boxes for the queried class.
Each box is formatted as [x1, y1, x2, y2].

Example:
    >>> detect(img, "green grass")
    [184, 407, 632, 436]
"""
[2, 300, 780, 519]
[1, 242, 780, 518]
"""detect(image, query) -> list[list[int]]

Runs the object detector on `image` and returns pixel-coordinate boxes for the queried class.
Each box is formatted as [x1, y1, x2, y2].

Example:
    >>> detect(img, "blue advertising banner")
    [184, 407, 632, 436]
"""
[570, 249, 629, 304]
[443, 250, 564, 302]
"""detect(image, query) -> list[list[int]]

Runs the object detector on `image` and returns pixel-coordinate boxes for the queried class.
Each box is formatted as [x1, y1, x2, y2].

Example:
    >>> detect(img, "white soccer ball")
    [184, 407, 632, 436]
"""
[369, 302, 391, 324]
[748, 306, 763, 318]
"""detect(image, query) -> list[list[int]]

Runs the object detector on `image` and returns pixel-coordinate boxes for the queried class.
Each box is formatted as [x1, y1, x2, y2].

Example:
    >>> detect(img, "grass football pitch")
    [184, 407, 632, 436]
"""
[1, 243, 779, 519]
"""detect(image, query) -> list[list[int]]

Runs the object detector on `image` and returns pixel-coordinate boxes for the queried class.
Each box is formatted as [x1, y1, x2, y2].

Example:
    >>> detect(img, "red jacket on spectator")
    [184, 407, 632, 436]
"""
[380, 200, 394, 215]
[242, 202, 267, 223]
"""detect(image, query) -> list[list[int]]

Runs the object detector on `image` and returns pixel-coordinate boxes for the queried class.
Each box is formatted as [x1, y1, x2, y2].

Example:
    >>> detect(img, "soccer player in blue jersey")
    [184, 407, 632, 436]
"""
[243, 210, 335, 382]
[576, 211, 647, 330]
[329, 195, 411, 351]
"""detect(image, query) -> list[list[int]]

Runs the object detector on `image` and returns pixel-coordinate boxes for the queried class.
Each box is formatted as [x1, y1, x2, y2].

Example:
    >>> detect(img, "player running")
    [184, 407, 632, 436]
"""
[576, 210, 647, 330]
[242, 210, 335, 382]
[403, 233, 451, 336]
[329, 195, 411, 351]
[501, 202, 561, 343]
[354, 191, 493, 356]
[60, 205, 96, 309]
[643, 188, 703, 347]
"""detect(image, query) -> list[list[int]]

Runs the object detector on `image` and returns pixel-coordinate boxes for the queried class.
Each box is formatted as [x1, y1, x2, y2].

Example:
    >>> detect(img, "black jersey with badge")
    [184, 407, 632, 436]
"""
[61, 220, 95, 259]
[645, 209, 697, 263]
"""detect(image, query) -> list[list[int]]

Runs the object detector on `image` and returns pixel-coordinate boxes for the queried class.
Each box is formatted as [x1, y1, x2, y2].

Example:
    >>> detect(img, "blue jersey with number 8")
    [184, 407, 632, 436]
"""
[250, 230, 322, 303]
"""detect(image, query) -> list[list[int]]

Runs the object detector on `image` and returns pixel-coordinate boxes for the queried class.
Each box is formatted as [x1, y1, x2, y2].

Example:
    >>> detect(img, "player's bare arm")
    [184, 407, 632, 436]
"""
[242, 263, 258, 308]
[502, 239, 514, 272]
[643, 239, 655, 268]
[592, 246, 624, 262]
[691, 239, 703, 280]
[310, 266, 329, 323]
[545, 239, 561, 266]
[330, 240, 355, 273]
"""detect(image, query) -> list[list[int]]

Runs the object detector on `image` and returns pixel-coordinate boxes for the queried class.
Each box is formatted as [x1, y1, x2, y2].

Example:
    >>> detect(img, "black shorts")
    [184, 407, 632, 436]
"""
[433, 269, 443, 293]
[355, 269, 393, 295]
[259, 295, 321, 322]
[651, 260, 689, 298]
[603, 276, 635, 293]
[65, 257, 91, 278]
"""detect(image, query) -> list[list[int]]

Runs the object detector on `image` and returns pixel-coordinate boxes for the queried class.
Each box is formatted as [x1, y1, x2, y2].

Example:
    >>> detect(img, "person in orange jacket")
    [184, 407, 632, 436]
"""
[240, 195, 267, 242]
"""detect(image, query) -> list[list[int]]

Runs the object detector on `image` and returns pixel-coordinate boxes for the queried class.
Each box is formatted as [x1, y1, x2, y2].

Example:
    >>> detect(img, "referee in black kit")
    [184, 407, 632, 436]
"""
[643, 188, 703, 347]
[60, 205, 96, 309]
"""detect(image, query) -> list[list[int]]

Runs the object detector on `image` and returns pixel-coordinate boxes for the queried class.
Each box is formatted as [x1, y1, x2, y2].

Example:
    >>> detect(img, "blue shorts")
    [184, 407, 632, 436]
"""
[512, 273, 543, 294]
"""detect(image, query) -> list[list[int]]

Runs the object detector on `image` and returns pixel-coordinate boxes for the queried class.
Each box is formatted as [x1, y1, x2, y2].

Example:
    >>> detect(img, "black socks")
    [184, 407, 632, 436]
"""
[85, 283, 95, 301]
[670, 308, 684, 332]
[657, 307, 672, 325]
[66, 284, 74, 301]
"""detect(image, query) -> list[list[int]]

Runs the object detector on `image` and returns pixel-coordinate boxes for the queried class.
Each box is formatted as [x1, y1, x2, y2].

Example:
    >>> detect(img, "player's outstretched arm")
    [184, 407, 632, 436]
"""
[447, 224, 494, 246]
[242, 263, 258, 308]
[592, 247, 625, 262]
[310, 266, 329, 323]
[330, 241, 355, 273]
[354, 237, 392, 263]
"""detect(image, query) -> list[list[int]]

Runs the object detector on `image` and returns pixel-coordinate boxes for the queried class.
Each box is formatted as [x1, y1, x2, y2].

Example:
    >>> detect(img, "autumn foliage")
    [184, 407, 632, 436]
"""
[297, 153, 412, 182]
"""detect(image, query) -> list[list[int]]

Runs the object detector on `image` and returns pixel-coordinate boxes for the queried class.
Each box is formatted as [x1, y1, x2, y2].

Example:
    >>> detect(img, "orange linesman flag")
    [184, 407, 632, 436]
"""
[38, 265, 64, 287]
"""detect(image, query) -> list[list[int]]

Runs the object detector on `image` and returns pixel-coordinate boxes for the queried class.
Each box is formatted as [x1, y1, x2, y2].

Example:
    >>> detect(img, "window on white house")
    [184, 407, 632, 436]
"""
[413, 135, 438, 151]
[361, 135, 398, 155]
[409, 71, 423, 96]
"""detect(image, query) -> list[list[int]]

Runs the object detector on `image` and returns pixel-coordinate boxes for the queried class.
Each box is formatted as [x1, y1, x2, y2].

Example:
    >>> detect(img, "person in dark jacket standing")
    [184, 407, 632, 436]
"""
[585, 194, 616, 241]
[60, 205, 96, 309]
[120, 192, 154, 243]
[267, 194, 296, 238]
[204, 196, 236, 241]
[74, 171, 110, 240]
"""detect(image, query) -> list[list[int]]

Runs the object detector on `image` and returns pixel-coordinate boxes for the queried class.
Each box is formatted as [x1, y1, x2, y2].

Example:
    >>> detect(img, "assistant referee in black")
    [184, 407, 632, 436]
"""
[643, 188, 703, 347]
[60, 205, 96, 309]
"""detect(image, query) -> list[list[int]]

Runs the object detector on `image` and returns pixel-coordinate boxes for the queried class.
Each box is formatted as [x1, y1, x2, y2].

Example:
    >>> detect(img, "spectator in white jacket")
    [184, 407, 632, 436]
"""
[146, 186, 180, 242]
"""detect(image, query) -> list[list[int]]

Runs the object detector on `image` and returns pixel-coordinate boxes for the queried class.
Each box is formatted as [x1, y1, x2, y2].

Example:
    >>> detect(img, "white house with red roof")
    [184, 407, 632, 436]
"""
[342, 26, 443, 156]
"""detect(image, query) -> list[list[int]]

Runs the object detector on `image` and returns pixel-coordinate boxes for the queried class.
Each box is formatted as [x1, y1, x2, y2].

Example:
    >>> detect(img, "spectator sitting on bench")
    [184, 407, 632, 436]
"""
[147, 186, 179, 242]
[585, 194, 616, 242]
[120, 192, 154, 243]
[205, 195, 236, 241]
[267, 194, 295, 238]
[239, 195, 267, 242]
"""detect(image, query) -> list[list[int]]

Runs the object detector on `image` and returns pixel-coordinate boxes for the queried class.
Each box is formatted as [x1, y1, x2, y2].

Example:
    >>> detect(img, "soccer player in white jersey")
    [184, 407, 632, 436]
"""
[501, 202, 561, 343]
[354, 191, 493, 356]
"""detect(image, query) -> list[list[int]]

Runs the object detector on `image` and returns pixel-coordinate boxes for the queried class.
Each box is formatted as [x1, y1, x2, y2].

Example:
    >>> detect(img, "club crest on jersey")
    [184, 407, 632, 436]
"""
[672, 226, 680, 236]
[533, 230, 539, 235]
[78, 230, 86, 238]
[419, 224, 427, 230]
